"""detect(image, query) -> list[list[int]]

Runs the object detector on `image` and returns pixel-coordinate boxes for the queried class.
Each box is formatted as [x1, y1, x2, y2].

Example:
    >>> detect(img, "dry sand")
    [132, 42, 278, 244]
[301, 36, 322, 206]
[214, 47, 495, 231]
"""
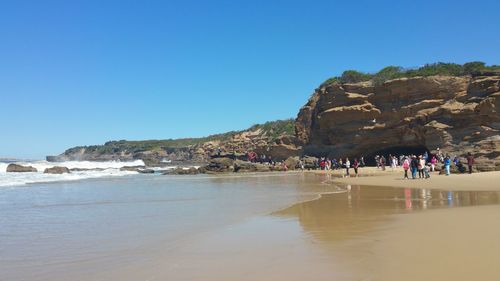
[309, 167, 500, 191]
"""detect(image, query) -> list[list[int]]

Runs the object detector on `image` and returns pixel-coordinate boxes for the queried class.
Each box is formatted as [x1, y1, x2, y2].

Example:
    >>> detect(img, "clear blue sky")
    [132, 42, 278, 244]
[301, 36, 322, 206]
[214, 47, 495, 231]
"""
[1, 0, 499, 159]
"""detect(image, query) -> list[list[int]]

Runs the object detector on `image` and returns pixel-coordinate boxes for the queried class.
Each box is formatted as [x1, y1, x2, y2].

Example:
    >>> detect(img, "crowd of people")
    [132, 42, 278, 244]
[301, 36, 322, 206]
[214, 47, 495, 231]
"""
[315, 157, 364, 176]
[244, 148, 476, 178]
[377, 149, 476, 179]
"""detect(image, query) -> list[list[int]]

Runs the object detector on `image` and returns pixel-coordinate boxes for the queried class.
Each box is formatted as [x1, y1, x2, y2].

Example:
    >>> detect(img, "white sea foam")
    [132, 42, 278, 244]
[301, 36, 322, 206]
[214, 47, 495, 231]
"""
[0, 160, 146, 187]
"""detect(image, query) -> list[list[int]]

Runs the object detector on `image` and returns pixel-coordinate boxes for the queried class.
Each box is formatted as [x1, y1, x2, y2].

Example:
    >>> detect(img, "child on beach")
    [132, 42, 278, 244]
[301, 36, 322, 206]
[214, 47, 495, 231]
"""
[345, 158, 350, 177]
[353, 158, 359, 176]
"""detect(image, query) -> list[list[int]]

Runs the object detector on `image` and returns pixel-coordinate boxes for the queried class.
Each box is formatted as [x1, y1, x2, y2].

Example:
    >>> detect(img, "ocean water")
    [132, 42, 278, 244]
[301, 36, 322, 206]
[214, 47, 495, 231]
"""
[0, 172, 334, 281]
[0, 160, 146, 187]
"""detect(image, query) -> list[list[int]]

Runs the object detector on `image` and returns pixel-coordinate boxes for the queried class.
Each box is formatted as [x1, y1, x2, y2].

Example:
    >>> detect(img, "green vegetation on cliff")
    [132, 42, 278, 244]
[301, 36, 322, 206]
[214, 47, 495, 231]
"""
[64, 119, 295, 155]
[322, 61, 500, 86]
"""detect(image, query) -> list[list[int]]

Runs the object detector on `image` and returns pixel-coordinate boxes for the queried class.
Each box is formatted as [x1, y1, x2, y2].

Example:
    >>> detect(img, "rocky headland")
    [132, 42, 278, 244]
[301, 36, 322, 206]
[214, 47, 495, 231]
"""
[48, 62, 500, 171]
[296, 74, 499, 171]
[48, 119, 299, 166]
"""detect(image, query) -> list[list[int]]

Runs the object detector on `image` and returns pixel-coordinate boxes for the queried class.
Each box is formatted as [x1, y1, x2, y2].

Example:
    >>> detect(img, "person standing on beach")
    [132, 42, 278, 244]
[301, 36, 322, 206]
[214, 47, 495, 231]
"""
[380, 156, 386, 171]
[444, 155, 451, 176]
[360, 156, 365, 167]
[375, 155, 380, 169]
[418, 155, 425, 179]
[353, 158, 359, 176]
[410, 155, 418, 179]
[403, 157, 410, 179]
[430, 155, 437, 172]
[466, 152, 475, 174]
[345, 157, 350, 176]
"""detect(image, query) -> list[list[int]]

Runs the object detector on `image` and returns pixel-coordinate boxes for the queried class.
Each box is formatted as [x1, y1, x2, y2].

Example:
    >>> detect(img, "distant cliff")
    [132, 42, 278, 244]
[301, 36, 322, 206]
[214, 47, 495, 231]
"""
[48, 119, 300, 165]
[295, 74, 499, 171]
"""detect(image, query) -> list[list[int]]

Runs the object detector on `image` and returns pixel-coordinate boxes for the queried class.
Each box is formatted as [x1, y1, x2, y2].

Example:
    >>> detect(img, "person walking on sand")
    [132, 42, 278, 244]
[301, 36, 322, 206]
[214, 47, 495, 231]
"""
[444, 155, 451, 176]
[360, 156, 365, 167]
[353, 158, 359, 176]
[345, 157, 350, 177]
[403, 157, 410, 179]
[466, 152, 475, 174]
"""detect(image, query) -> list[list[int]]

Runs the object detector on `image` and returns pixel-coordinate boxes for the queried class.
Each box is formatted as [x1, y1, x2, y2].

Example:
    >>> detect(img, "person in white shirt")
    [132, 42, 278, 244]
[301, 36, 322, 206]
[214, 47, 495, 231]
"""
[345, 157, 351, 177]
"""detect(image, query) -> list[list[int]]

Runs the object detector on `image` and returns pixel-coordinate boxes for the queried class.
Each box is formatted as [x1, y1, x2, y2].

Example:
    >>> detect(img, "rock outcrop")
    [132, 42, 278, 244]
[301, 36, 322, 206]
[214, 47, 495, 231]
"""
[6, 164, 37, 172]
[295, 75, 500, 171]
[44, 166, 70, 174]
[48, 120, 299, 165]
[163, 167, 200, 175]
[119, 166, 147, 172]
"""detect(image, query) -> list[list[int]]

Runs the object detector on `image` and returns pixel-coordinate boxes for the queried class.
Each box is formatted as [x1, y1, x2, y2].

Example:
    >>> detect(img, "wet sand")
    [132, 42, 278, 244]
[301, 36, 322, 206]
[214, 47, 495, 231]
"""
[370, 205, 500, 281]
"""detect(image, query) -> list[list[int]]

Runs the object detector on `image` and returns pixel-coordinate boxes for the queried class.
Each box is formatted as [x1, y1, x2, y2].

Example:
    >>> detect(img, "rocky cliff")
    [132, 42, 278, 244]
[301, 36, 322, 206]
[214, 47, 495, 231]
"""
[295, 75, 499, 171]
[49, 120, 300, 166]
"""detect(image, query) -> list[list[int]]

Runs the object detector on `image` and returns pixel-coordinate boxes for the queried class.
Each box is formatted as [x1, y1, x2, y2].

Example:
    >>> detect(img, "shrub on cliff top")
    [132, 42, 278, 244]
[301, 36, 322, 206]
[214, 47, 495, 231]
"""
[321, 61, 499, 86]
[339, 70, 373, 83]
[372, 66, 404, 85]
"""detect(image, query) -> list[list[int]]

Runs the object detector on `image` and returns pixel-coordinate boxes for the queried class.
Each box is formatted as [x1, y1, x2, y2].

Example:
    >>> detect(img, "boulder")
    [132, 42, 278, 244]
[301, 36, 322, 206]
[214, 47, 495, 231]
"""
[6, 164, 37, 172]
[137, 169, 155, 174]
[120, 165, 147, 172]
[233, 160, 271, 172]
[302, 156, 319, 169]
[284, 156, 300, 170]
[70, 168, 105, 171]
[44, 166, 70, 174]
[203, 157, 235, 173]
[163, 167, 200, 175]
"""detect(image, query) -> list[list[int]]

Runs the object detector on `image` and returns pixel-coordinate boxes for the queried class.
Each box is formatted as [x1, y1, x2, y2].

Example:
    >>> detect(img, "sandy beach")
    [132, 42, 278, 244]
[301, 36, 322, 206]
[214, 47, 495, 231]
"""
[309, 167, 500, 191]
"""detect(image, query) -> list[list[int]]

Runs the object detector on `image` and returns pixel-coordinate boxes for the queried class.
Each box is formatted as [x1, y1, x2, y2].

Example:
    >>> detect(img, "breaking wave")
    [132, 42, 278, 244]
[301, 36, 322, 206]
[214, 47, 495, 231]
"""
[0, 160, 146, 187]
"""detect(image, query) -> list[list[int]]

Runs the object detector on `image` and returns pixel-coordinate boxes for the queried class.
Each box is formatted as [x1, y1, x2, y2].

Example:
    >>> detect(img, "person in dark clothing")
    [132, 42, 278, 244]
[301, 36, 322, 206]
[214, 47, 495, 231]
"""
[466, 152, 475, 174]
[353, 158, 359, 176]
[410, 155, 418, 179]
[380, 156, 386, 171]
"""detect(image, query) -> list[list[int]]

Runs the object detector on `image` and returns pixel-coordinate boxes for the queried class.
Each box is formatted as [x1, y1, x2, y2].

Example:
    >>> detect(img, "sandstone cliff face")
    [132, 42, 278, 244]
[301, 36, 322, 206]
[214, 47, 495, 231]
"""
[295, 75, 500, 171]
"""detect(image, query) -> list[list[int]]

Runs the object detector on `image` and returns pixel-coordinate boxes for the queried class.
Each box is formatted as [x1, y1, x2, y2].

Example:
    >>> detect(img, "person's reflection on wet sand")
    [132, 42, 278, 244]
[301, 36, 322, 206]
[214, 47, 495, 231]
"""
[404, 188, 412, 210]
